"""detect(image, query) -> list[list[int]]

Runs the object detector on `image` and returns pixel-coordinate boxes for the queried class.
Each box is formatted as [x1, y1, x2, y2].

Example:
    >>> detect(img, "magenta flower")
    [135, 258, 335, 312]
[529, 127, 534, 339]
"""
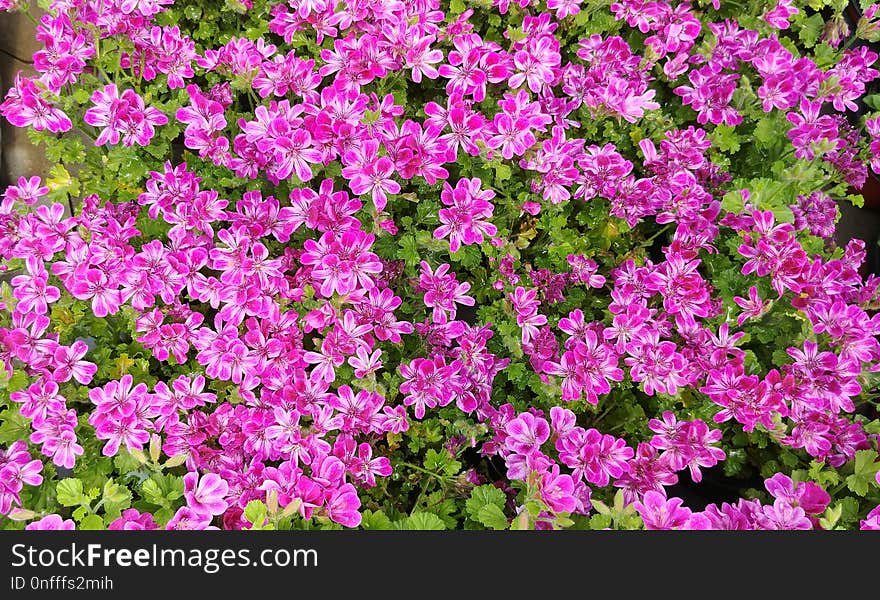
[11, 268, 60, 315]
[540, 465, 577, 514]
[2, 176, 48, 209]
[733, 286, 770, 325]
[634, 491, 693, 530]
[52, 340, 97, 385]
[763, 0, 799, 29]
[324, 482, 362, 528]
[504, 412, 551, 455]
[419, 261, 475, 324]
[165, 506, 216, 530]
[433, 178, 497, 254]
[68, 268, 124, 318]
[83, 84, 167, 147]
[184, 471, 229, 516]
[108, 508, 159, 530]
[510, 286, 547, 345]
[0, 73, 72, 133]
[26, 514, 75, 530]
[344, 140, 400, 211]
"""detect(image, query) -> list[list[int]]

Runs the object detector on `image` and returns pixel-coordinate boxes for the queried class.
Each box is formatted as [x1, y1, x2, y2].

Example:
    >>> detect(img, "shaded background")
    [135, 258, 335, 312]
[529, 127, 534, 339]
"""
[0, 1, 50, 189]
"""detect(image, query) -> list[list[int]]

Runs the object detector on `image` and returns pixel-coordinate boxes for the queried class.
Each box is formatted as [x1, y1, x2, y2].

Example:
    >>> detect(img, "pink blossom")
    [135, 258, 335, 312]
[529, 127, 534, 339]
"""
[184, 471, 230, 516]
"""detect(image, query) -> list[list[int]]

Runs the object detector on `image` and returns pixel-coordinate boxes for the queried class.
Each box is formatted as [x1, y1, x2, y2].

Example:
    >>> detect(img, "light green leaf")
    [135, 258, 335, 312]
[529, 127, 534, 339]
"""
[845, 450, 880, 496]
[80, 515, 104, 530]
[798, 13, 826, 48]
[476, 504, 509, 530]
[244, 500, 268, 528]
[56, 479, 86, 508]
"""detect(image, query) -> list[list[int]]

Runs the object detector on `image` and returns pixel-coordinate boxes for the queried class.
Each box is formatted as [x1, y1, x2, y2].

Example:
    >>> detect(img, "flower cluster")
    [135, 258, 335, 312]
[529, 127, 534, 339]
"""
[1, 0, 879, 533]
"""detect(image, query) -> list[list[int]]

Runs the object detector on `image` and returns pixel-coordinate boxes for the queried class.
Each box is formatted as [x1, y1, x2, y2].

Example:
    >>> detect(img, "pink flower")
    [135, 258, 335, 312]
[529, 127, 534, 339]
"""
[165, 506, 216, 530]
[52, 340, 97, 385]
[763, 0, 799, 30]
[634, 491, 693, 530]
[419, 261, 475, 324]
[510, 286, 547, 345]
[68, 268, 124, 318]
[83, 84, 167, 147]
[183, 471, 229, 516]
[541, 465, 577, 514]
[505, 412, 551, 455]
[26, 514, 75, 530]
[433, 178, 497, 254]
[325, 483, 361, 528]
[108, 508, 159, 530]
[345, 142, 400, 211]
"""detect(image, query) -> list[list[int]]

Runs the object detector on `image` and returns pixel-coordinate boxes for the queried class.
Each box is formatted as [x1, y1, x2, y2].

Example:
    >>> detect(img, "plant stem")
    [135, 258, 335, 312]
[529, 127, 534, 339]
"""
[399, 462, 445, 481]
[23, 9, 39, 27]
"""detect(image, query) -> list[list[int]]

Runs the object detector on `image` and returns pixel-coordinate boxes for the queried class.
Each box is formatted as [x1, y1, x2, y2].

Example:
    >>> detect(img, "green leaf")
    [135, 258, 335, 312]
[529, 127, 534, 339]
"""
[754, 117, 780, 148]
[244, 500, 268, 528]
[398, 235, 420, 267]
[494, 163, 512, 185]
[798, 13, 826, 48]
[465, 484, 507, 524]
[590, 513, 613, 530]
[475, 504, 509, 530]
[845, 450, 880, 496]
[56, 479, 86, 508]
[424, 448, 461, 477]
[103, 478, 131, 505]
[45, 164, 80, 202]
[79, 514, 105, 530]
[396, 512, 446, 530]
[141, 473, 183, 507]
[710, 124, 740, 153]
[359, 509, 393, 530]
[183, 4, 202, 19]
[0, 408, 31, 444]
[102, 478, 132, 517]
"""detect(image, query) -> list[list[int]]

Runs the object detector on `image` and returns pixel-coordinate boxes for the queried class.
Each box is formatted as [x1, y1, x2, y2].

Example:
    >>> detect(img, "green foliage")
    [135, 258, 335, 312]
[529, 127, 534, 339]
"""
[3, 0, 880, 534]
[845, 451, 880, 497]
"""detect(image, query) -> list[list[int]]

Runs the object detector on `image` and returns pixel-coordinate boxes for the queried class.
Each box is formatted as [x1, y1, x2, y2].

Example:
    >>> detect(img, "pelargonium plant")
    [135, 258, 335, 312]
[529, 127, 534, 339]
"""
[1, 0, 880, 531]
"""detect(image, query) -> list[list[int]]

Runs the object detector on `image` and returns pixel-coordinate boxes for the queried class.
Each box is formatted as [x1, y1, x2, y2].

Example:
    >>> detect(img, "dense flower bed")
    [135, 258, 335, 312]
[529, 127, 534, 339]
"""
[1, 0, 880, 530]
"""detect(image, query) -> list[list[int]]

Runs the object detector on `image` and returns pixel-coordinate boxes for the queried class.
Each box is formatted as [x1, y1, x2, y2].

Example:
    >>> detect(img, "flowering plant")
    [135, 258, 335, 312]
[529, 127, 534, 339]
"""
[1, 0, 880, 531]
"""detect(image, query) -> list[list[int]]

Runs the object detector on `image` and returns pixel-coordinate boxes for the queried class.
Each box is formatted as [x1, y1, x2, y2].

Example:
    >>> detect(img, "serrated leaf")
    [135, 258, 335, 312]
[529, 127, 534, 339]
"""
[244, 500, 268, 528]
[397, 512, 446, 530]
[590, 513, 613, 530]
[360, 509, 393, 530]
[79, 514, 104, 530]
[754, 117, 780, 147]
[466, 485, 507, 523]
[476, 504, 509, 530]
[102, 478, 132, 507]
[710, 124, 740, 153]
[423, 448, 461, 477]
[798, 13, 825, 48]
[56, 479, 86, 507]
[0, 408, 31, 444]
[398, 235, 420, 267]
[845, 450, 880, 496]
